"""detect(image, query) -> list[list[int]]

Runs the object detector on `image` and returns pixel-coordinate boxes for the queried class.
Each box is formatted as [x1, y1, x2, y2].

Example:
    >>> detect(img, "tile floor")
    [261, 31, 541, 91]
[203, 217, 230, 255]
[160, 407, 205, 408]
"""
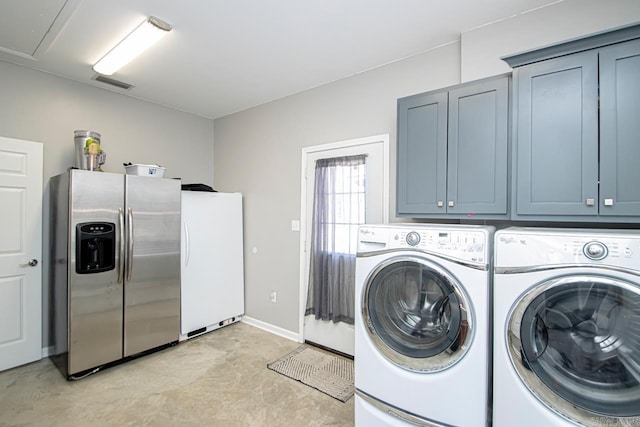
[0, 322, 354, 427]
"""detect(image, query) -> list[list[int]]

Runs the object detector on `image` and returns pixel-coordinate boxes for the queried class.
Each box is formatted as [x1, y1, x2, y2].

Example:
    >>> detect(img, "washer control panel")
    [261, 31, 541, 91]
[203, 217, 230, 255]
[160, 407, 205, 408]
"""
[394, 229, 488, 263]
[358, 226, 491, 264]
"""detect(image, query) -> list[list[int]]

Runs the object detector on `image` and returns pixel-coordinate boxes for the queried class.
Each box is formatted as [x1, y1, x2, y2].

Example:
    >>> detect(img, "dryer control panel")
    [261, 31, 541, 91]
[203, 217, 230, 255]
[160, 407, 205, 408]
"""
[358, 225, 490, 264]
[495, 228, 640, 271]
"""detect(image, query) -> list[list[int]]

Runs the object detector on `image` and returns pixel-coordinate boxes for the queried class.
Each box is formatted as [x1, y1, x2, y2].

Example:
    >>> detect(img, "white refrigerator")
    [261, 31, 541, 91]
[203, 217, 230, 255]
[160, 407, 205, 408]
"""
[180, 191, 245, 341]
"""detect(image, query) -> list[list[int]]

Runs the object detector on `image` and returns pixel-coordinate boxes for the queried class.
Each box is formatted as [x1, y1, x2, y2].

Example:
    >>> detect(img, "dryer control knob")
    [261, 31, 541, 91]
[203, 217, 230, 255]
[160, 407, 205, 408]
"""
[406, 232, 421, 246]
[584, 241, 608, 260]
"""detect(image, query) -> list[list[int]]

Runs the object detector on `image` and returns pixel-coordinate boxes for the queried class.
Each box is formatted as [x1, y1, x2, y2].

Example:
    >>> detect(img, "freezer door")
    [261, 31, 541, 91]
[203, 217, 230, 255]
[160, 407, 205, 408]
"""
[181, 192, 245, 335]
[68, 170, 124, 375]
[124, 175, 181, 356]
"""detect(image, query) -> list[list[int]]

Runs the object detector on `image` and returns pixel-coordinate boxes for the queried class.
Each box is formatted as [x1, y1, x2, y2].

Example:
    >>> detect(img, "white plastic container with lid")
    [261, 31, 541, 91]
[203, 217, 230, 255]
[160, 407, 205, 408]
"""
[124, 164, 166, 177]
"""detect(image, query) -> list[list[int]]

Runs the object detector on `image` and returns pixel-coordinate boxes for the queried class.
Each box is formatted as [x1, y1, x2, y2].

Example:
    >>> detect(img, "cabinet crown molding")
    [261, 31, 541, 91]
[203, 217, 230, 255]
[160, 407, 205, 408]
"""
[502, 22, 640, 68]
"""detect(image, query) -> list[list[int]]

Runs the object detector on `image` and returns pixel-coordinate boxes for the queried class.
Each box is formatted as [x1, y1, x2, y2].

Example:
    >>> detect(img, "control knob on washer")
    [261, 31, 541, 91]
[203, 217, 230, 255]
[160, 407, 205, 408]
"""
[583, 241, 608, 260]
[406, 231, 421, 246]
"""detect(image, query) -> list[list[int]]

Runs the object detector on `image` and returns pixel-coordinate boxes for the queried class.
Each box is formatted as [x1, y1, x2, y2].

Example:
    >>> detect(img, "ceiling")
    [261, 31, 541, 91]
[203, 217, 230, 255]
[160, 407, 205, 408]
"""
[0, 0, 560, 119]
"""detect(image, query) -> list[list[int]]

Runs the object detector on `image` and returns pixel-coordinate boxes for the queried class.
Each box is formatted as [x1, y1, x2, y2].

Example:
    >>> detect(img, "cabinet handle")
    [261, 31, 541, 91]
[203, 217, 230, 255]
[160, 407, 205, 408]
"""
[585, 198, 595, 206]
[448, 201, 454, 207]
[437, 201, 444, 207]
[604, 198, 614, 206]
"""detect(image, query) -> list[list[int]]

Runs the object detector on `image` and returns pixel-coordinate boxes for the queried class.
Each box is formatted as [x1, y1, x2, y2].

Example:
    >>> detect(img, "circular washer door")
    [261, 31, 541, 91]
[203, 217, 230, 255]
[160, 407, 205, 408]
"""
[508, 275, 640, 424]
[362, 256, 473, 372]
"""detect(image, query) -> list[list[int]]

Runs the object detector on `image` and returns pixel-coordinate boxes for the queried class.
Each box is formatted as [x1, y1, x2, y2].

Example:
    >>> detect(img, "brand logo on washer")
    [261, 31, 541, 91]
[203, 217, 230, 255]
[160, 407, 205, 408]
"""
[499, 236, 527, 245]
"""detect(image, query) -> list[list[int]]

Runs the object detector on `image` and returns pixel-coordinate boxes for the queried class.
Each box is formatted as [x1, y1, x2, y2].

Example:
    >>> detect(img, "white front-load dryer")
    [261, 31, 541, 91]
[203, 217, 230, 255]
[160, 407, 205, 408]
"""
[493, 227, 640, 427]
[355, 224, 493, 427]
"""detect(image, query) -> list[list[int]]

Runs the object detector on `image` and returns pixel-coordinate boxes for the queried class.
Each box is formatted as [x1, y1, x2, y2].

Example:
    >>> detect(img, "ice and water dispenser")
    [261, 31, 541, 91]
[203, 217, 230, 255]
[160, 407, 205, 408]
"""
[75, 222, 116, 274]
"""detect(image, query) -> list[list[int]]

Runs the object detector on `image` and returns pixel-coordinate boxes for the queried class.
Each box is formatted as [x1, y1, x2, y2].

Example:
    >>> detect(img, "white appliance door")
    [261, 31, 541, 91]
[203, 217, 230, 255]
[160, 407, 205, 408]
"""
[68, 170, 124, 374]
[362, 255, 473, 372]
[181, 192, 244, 335]
[124, 175, 181, 357]
[355, 394, 420, 427]
[508, 274, 640, 424]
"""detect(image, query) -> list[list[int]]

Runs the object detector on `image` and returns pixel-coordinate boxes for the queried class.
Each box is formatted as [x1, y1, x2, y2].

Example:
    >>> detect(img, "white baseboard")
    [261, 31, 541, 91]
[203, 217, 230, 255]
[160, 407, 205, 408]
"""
[241, 316, 300, 342]
[41, 346, 53, 358]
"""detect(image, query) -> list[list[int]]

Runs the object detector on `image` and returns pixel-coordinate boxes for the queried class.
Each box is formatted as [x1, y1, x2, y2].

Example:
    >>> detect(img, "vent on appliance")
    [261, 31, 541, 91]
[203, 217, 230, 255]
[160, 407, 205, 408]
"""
[92, 75, 134, 90]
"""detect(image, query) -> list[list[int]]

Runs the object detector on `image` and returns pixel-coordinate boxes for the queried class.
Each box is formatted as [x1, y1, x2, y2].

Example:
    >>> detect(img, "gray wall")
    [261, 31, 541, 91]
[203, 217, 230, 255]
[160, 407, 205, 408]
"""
[215, 43, 461, 333]
[214, 0, 640, 335]
[0, 61, 214, 347]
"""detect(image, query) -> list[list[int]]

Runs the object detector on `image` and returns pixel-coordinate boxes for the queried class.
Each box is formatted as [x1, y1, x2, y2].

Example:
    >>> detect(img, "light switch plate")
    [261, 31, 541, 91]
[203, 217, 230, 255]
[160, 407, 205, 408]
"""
[291, 220, 300, 231]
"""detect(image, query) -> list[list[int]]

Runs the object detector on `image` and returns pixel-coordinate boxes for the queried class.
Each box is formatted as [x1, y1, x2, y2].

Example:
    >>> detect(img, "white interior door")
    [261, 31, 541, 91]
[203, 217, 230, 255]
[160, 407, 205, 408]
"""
[0, 136, 43, 372]
[300, 134, 389, 356]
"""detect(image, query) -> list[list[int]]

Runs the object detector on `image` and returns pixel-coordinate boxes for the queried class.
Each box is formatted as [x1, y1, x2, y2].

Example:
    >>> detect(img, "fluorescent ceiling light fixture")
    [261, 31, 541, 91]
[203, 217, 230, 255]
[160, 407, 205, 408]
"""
[93, 16, 172, 76]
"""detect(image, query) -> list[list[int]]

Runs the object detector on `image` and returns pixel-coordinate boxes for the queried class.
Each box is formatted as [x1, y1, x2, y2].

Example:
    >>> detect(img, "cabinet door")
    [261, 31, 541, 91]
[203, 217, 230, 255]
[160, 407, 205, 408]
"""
[514, 51, 599, 216]
[397, 91, 447, 214]
[448, 77, 509, 215]
[599, 38, 640, 217]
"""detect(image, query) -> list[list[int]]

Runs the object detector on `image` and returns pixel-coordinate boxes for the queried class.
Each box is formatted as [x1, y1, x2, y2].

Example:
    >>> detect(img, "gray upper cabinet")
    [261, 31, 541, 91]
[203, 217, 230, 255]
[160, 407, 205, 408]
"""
[396, 75, 509, 218]
[397, 91, 447, 215]
[447, 78, 509, 216]
[505, 23, 640, 222]
[599, 38, 640, 217]
[512, 51, 599, 216]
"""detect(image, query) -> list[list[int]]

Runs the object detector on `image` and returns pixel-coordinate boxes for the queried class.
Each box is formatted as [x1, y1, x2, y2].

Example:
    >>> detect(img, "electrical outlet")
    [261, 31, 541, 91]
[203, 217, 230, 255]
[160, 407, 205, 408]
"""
[270, 291, 277, 303]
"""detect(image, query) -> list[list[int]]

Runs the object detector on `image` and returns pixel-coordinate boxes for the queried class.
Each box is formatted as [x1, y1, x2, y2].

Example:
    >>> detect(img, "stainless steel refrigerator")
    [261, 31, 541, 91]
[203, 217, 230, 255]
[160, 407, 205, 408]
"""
[50, 169, 181, 379]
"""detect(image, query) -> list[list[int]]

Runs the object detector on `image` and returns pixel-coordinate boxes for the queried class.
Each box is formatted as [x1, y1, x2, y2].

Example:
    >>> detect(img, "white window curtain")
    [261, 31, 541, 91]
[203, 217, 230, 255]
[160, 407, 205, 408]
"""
[305, 154, 367, 324]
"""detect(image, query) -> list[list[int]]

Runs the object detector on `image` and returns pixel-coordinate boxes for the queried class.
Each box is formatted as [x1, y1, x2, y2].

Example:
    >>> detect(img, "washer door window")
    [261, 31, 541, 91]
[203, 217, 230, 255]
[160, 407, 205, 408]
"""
[363, 256, 473, 372]
[508, 275, 640, 424]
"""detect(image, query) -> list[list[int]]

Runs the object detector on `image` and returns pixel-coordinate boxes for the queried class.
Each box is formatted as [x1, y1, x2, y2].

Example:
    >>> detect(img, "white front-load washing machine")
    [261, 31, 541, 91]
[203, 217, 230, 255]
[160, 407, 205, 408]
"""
[355, 224, 493, 427]
[493, 227, 640, 427]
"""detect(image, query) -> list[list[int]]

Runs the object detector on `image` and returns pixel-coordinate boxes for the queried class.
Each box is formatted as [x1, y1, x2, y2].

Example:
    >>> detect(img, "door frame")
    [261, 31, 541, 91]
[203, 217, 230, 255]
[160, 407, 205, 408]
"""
[297, 134, 390, 342]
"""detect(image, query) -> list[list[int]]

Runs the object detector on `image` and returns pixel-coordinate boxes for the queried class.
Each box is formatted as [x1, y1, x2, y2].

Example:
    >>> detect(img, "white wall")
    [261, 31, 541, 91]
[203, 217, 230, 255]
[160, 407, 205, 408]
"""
[461, 0, 640, 81]
[214, 2, 640, 336]
[0, 61, 215, 347]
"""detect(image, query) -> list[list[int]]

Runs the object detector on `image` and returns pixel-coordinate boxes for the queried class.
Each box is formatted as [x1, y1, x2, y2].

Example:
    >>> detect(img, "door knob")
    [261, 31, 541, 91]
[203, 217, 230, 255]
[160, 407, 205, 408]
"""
[21, 259, 38, 267]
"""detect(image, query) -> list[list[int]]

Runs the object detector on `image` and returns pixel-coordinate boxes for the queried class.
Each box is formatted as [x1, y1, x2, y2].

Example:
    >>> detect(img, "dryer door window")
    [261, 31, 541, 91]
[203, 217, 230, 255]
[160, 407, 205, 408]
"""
[508, 275, 640, 423]
[362, 256, 473, 372]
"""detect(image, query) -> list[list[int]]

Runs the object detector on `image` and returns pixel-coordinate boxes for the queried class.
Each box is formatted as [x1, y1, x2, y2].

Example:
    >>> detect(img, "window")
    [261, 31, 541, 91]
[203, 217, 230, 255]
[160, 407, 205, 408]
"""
[316, 157, 365, 255]
[305, 155, 366, 324]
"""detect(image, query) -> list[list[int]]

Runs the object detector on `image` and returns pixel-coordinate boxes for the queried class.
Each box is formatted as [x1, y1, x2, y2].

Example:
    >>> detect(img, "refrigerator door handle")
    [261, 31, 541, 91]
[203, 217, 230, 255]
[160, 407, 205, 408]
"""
[126, 207, 134, 282]
[118, 208, 125, 284]
[184, 220, 191, 267]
